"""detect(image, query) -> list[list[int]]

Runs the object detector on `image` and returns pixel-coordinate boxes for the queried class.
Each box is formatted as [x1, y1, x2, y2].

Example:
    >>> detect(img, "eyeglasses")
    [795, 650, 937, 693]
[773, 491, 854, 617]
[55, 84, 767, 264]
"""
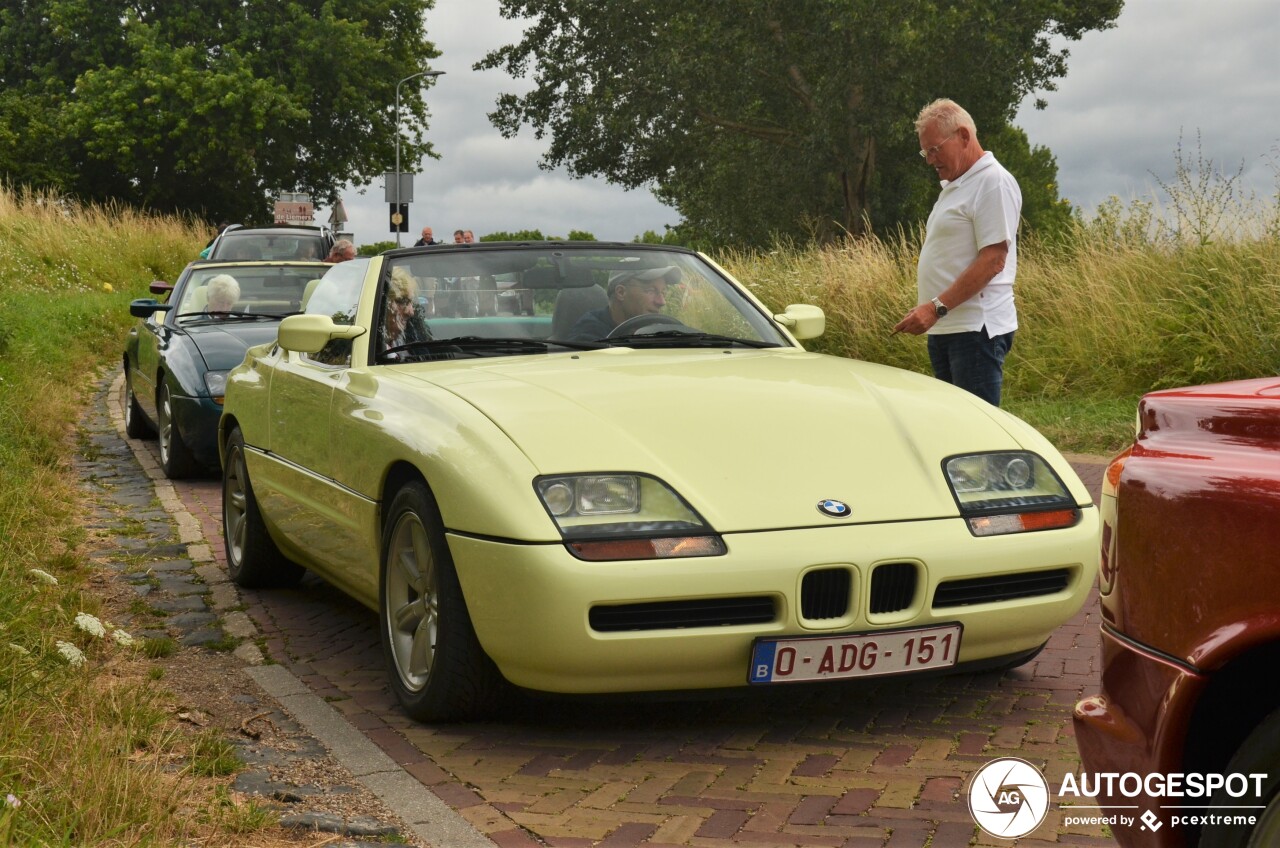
[391, 296, 413, 306]
[919, 132, 957, 159]
[624, 282, 667, 296]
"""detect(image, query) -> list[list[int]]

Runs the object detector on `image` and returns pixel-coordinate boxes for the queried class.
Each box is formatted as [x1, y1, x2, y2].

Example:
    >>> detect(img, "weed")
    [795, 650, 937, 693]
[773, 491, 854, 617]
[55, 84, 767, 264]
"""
[187, 731, 243, 777]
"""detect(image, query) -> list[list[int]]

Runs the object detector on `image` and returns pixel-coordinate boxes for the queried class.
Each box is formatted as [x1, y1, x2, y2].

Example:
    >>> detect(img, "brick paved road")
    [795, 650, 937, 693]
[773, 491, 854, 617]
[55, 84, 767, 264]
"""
[142, 387, 1116, 847]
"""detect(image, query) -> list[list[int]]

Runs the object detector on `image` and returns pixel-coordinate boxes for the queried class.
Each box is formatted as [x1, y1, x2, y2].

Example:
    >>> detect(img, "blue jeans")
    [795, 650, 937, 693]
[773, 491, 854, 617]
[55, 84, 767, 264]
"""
[927, 328, 1015, 406]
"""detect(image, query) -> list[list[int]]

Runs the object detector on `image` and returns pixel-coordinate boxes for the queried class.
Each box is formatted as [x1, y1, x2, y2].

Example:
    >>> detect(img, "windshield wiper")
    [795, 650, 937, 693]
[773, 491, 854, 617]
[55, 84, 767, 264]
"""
[380, 335, 606, 361]
[604, 331, 781, 349]
[176, 310, 299, 322]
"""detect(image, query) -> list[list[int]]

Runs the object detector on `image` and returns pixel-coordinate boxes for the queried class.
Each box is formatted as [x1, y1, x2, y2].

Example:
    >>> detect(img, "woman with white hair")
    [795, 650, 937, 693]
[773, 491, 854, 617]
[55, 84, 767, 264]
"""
[206, 274, 241, 313]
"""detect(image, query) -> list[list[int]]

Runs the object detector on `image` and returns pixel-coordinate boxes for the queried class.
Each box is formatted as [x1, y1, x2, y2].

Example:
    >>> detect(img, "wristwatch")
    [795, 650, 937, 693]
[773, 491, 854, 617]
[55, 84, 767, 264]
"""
[931, 296, 949, 318]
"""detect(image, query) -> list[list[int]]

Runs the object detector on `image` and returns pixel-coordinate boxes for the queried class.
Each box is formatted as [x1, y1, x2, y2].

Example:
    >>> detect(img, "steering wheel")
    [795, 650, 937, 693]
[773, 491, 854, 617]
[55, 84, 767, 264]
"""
[606, 313, 689, 338]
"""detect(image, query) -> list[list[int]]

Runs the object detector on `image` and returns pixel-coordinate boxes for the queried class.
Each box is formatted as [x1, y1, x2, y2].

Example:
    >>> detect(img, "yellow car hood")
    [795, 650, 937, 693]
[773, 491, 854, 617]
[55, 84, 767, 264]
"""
[401, 348, 1048, 532]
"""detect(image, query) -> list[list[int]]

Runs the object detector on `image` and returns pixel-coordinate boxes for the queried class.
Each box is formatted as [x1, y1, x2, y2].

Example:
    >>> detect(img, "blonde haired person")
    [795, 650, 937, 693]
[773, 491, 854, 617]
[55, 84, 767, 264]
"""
[206, 274, 241, 313]
[382, 267, 432, 357]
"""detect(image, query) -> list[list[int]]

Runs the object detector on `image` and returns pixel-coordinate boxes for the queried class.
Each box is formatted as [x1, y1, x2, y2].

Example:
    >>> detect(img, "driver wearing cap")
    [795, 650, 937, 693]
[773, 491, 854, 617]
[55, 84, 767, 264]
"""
[567, 266, 679, 341]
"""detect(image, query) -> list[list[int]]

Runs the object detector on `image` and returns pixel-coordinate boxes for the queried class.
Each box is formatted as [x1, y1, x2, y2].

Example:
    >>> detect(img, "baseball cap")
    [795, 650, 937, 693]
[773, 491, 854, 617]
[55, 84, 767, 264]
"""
[608, 266, 680, 290]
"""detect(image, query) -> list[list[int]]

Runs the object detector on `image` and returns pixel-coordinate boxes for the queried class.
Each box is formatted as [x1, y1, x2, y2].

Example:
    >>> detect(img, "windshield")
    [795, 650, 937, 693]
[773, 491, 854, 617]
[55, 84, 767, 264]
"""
[210, 232, 327, 261]
[376, 247, 790, 360]
[174, 264, 327, 322]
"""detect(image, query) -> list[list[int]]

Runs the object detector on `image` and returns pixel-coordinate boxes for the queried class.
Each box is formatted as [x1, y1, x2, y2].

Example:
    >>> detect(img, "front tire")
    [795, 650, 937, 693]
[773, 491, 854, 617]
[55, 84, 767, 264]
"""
[222, 427, 303, 588]
[379, 481, 505, 722]
[157, 382, 198, 478]
[123, 368, 153, 439]
[1199, 706, 1280, 847]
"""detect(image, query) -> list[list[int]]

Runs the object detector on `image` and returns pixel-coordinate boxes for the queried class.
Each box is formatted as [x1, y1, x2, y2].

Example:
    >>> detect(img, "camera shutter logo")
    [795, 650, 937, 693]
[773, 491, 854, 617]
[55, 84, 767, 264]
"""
[968, 758, 1051, 838]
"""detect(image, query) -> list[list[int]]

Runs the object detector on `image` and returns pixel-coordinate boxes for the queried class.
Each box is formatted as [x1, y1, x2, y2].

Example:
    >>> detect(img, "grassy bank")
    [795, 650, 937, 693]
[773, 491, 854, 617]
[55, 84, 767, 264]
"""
[0, 189, 224, 845]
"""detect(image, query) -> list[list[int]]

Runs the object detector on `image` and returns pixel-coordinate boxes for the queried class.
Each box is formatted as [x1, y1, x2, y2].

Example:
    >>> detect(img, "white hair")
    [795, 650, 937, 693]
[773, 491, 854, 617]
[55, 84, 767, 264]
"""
[915, 98, 977, 137]
[207, 274, 240, 310]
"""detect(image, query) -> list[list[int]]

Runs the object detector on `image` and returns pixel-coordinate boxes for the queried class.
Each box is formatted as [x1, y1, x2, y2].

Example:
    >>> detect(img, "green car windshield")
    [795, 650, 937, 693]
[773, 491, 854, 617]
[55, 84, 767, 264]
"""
[174, 264, 327, 321]
[377, 247, 791, 357]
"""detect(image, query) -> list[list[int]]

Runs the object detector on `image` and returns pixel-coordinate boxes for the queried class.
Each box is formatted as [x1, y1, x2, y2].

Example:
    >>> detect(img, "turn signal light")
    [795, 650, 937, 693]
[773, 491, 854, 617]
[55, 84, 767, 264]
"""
[967, 509, 1079, 537]
[569, 535, 726, 561]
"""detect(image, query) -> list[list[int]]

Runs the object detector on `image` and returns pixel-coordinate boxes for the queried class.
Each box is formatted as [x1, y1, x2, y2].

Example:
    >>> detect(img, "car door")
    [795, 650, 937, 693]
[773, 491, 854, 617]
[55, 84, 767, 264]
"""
[258, 263, 376, 596]
[129, 302, 169, 423]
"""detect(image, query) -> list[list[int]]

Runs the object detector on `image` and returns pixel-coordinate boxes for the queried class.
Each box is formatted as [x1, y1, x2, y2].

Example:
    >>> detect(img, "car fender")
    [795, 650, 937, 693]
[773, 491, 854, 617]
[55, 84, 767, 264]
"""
[330, 371, 557, 543]
[155, 334, 212, 405]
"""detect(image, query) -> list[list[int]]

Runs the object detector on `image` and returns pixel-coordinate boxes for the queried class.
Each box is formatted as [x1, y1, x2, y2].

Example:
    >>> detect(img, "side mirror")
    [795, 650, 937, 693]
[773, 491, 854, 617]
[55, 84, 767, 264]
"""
[130, 298, 174, 318]
[277, 314, 367, 354]
[774, 304, 825, 340]
[149, 281, 174, 296]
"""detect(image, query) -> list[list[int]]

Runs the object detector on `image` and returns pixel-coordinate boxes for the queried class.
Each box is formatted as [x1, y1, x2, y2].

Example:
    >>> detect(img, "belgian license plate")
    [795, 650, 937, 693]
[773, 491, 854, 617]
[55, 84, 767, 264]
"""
[749, 623, 963, 684]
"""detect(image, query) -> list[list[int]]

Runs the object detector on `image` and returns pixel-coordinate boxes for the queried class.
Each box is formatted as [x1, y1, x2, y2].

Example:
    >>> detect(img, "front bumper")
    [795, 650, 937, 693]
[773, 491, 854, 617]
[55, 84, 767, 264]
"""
[449, 510, 1098, 694]
[1073, 625, 1208, 848]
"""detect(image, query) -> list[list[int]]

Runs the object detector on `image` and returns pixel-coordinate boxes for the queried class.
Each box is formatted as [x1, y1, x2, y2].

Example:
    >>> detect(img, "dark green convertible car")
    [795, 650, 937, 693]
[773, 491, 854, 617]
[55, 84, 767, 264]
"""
[123, 259, 329, 477]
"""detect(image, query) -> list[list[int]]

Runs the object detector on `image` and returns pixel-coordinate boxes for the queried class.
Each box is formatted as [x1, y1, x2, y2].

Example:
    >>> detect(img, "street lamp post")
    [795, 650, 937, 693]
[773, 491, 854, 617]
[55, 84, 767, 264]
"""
[394, 69, 444, 246]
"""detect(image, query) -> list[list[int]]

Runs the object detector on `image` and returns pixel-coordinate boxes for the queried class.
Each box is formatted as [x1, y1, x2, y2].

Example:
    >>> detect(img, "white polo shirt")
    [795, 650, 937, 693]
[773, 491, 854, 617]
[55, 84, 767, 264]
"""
[918, 152, 1021, 336]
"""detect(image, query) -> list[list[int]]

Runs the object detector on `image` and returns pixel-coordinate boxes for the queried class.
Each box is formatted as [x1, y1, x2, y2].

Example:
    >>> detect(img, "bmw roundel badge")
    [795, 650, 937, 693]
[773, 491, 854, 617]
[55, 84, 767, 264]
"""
[817, 499, 852, 518]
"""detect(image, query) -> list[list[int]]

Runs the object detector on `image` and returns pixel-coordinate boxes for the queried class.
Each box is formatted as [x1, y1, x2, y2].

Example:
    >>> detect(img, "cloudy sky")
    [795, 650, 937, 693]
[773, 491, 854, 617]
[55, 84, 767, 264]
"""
[327, 0, 1280, 246]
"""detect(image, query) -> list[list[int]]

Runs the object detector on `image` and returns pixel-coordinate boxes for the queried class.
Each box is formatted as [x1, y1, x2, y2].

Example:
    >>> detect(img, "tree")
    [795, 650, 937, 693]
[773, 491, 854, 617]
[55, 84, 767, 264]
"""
[0, 0, 440, 224]
[479, 0, 1122, 245]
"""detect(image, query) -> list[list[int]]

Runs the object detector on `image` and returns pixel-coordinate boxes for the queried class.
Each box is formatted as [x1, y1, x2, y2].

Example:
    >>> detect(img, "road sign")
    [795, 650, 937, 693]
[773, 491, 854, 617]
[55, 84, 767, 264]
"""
[389, 203, 409, 233]
[274, 196, 314, 224]
[383, 173, 414, 204]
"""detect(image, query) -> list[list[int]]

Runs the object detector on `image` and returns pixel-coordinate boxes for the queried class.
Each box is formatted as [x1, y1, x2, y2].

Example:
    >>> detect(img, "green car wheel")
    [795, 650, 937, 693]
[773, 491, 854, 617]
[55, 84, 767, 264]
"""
[157, 382, 199, 479]
[123, 368, 153, 439]
[379, 481, 505, 722]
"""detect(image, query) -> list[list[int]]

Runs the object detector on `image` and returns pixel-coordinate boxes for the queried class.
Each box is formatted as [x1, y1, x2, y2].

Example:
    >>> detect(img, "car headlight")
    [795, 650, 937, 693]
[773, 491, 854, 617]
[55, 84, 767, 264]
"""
[204, 370, 229, 402]
[534, 474, 726, 561]
[944, 452, 1080, 537]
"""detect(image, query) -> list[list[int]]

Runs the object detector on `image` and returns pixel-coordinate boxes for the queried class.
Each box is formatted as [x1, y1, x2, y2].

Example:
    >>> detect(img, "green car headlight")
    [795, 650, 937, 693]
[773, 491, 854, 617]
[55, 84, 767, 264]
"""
[943, 452, 1080, 537]
[534, 474, 725, 561]
[204, 370, 229, 402]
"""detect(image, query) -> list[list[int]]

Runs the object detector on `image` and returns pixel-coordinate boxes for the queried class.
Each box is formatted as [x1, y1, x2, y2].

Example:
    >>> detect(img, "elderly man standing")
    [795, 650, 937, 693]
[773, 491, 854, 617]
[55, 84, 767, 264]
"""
[893, 98, 1022, 406]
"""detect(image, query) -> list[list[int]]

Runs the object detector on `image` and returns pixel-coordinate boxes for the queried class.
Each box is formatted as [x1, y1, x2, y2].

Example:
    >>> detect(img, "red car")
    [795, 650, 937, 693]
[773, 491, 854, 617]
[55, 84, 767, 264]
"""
[1074, 378, 1280, 847]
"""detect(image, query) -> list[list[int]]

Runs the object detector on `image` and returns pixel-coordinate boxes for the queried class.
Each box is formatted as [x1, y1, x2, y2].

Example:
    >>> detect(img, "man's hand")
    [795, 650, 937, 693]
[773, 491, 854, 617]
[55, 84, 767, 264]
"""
[892, 302, 939, 336]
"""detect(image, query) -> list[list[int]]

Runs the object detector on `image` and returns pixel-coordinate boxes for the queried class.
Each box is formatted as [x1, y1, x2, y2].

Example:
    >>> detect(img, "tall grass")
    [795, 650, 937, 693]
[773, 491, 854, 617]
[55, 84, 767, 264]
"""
[0, 187, 226, 845]
[718, 182, 1280, 454]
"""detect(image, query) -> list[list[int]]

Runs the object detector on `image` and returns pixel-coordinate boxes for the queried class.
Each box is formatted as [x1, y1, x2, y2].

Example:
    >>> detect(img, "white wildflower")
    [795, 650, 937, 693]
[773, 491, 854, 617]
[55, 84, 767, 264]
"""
[74, 612, 106, 638]
[7, 643, 29, 656]
[28, 568, 58, 586]
[4, 793, 19, 808]
[55, 640, 86, 667]
[111, 629, 136, 648]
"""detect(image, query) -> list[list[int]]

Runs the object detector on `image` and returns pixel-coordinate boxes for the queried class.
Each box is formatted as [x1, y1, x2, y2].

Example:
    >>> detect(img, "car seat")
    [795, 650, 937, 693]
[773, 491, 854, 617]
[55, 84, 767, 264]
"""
[550, 284, 608, 339]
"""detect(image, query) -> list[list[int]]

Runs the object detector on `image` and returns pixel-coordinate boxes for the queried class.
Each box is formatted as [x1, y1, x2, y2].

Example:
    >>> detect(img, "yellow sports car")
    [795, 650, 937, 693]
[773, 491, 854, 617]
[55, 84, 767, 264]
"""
[219, 243, 1098, 721]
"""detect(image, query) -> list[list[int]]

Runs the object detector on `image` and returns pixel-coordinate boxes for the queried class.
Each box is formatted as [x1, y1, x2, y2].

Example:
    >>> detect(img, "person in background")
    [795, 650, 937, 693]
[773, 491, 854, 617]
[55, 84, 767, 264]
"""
[463, 230, 475, 243]
[892, 98, 1022, 406]
[324, 239, 357, 263]
[199, 221, 234, 259]
[414, 226, 438, 247]
[453, 229, 465, 244]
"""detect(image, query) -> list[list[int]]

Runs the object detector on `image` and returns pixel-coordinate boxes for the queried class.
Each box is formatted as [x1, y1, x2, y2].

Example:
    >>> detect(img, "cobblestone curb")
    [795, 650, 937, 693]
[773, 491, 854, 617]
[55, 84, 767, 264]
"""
[84, 368, 492, 847]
